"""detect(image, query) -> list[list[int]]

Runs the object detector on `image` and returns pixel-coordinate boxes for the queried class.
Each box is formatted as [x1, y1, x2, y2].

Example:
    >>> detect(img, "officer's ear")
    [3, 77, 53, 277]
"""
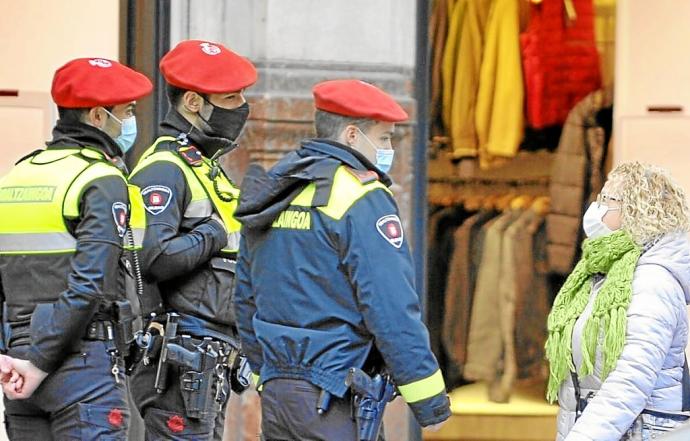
[343, 125, 359, 147]
[181, 91, 204, 114]
[85, 107, 108, 129]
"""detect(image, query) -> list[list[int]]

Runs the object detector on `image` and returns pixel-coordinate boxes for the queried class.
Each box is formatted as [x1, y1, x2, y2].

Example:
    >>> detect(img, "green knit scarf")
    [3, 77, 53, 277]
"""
[545, 230, 642, 403]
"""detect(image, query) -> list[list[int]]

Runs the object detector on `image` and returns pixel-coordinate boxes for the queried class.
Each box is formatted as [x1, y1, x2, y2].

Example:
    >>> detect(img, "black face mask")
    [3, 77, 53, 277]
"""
[200, 100, 250, 142]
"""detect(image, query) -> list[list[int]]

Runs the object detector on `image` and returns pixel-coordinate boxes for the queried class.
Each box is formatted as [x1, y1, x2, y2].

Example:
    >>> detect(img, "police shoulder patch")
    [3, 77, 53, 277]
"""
[177, 146, 203, 166]
[142, 185, 172, 215]
[345, 167, 379, 184]
[111, 202, 128, 237]
[376, 214, 404, 248]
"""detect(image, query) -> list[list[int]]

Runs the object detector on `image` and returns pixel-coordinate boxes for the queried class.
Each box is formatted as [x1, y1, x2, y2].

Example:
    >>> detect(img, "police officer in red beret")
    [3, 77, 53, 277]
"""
[127, 40, 257, 440]
[0, 58, 151, 439]
[233, 79, 451, 440]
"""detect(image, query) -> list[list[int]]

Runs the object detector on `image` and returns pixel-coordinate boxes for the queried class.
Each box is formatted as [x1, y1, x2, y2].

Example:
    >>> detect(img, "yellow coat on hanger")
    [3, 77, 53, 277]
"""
[441, 0, 466, 133]
[449, 0, 493, 159]
[475, 0, 524, 167]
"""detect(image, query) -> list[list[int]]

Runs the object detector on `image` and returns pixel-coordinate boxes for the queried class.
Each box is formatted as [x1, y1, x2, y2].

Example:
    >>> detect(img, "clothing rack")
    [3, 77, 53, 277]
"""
[429, 175, 550, 208]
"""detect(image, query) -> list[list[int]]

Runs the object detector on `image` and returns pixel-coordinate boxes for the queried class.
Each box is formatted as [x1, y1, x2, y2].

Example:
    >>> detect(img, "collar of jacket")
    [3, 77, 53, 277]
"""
[236, 139, 391, 230]
[46, 119, 123, 160]
[300, 139, 393, 187]
[159, 108, 233, 158]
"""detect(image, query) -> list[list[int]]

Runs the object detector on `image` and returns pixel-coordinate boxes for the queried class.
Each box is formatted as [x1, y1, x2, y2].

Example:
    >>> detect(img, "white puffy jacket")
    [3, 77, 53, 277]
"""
[557, 233, 690, 441]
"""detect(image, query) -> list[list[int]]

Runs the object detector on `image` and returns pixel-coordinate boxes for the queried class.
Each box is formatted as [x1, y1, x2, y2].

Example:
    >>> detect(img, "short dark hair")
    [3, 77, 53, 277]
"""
[166, 84, 208, 107]
[166, 84, 187, 106]
[314, 110, 375, 140]
[57, 106, 112, 123]
[57, 107, 89, 123]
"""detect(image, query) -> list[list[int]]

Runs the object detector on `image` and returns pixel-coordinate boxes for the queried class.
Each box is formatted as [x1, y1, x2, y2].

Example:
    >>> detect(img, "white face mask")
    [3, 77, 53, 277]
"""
[583, 202, 615, 239]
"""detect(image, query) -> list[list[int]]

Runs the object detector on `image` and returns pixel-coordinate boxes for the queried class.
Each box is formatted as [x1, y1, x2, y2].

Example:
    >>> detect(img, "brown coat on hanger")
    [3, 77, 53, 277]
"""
[546, 88, 612, 274]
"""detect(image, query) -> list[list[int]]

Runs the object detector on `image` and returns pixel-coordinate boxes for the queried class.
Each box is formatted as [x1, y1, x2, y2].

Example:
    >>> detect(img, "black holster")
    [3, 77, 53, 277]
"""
[180, 367, 218, 420]
[168, 336, 227, 420]
[112, 300, 136, 357]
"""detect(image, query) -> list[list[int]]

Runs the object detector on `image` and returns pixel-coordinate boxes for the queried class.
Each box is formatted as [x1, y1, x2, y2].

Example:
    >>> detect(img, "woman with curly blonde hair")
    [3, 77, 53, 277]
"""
[547, 162, 690, 441]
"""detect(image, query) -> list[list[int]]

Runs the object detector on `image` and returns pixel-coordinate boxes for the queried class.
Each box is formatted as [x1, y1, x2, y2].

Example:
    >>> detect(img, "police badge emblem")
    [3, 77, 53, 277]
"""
[142, 185, 173, 215]
[376, 214, 404, 249]
[111, 202, 128, 237]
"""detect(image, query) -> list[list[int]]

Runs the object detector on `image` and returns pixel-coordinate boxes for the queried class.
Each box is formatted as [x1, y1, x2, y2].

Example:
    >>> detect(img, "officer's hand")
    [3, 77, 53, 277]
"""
[2, 359, 48, 400]
[423, 421, 447, 433]
[208, 213, 230, 252]
[210, 213, 228, 234]
[0, 354, 21, 386]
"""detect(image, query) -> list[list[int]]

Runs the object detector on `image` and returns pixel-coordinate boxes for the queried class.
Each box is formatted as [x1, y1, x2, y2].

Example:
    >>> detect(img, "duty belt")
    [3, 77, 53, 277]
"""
[7, 319, 116, 348]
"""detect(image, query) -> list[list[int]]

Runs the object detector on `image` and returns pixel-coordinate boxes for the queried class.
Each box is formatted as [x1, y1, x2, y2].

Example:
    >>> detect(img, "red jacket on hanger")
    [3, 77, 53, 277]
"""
[521, 0, 602, 129]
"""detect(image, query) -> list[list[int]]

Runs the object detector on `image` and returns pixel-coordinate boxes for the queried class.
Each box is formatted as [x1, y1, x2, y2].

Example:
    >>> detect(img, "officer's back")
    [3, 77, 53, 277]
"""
[0, 57, 151, 440]
[234, 79, 451, 440]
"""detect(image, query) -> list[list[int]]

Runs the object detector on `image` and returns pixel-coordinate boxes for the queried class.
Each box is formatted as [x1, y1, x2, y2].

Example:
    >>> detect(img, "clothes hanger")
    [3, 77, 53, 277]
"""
[530, 196, 551, 216]
[463, 195, 483, 211]
[481, 194, 500, 211]
[495, 194, 516, 212]
[510, 195, 535, 210]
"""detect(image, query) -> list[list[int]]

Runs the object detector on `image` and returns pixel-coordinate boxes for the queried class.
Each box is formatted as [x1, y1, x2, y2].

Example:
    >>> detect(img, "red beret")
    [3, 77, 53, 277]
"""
[160, 40, 258, 94]
[51, 58, 153, 108]
[312, 79, 408, 123]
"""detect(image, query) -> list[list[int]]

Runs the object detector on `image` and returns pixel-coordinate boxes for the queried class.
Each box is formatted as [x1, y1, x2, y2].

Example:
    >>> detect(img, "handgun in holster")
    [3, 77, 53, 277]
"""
[345, 367, 398, 441]
[165, 335, 219, 419]
[154, 312, 179, 393]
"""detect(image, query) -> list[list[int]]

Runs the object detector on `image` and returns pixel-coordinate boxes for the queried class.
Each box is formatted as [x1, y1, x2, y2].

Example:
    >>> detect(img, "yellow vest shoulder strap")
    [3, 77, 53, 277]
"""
[130, 137, 208, 203]
[290, 166, 391, 220]
[63, 160, 126, 219]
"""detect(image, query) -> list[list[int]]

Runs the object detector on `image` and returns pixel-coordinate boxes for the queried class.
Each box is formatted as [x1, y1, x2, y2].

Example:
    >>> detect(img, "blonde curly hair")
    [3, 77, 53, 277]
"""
[604, 162, 690, 245]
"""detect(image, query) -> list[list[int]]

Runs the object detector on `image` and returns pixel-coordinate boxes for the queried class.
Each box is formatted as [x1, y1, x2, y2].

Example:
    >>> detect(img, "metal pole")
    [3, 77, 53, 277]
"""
[154, 0, 171, 126]
[409, 0, 431, 439]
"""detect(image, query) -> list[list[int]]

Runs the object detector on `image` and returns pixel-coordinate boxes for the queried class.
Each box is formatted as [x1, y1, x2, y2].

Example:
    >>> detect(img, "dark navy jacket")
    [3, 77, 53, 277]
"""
[233, 139, 451, 426]
[129, 110, 234, 340]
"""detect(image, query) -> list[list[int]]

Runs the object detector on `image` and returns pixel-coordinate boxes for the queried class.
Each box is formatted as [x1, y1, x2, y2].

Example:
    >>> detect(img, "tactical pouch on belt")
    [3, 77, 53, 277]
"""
[230, 355, 252, 394]
[113, 300, 136, 356]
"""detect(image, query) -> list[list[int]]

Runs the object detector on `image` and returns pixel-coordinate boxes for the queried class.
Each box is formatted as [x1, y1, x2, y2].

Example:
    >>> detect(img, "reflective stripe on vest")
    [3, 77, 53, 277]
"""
[131, 136, 241, 254]
[126, 184, 146, 250]
[0, 149, 127, 254]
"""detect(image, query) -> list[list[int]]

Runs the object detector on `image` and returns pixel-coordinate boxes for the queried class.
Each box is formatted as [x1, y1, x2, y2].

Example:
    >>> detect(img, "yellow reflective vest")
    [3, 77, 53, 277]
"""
[0, 148, 145, 255]
[130, 136, 240, 255]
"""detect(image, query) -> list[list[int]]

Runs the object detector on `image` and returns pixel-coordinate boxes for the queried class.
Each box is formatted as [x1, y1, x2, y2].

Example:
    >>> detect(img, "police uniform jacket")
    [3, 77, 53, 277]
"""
[129, 109, 238, 341]
[0, 121, 136, 373]
[233, 139, 451, 426]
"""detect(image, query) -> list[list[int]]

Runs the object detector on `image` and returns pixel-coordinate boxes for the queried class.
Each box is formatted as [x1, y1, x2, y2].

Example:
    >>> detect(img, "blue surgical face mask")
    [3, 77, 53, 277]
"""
[375, 149, 395, 173]
[105, 109, 137, 153]
[356, 128, 395, 173]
